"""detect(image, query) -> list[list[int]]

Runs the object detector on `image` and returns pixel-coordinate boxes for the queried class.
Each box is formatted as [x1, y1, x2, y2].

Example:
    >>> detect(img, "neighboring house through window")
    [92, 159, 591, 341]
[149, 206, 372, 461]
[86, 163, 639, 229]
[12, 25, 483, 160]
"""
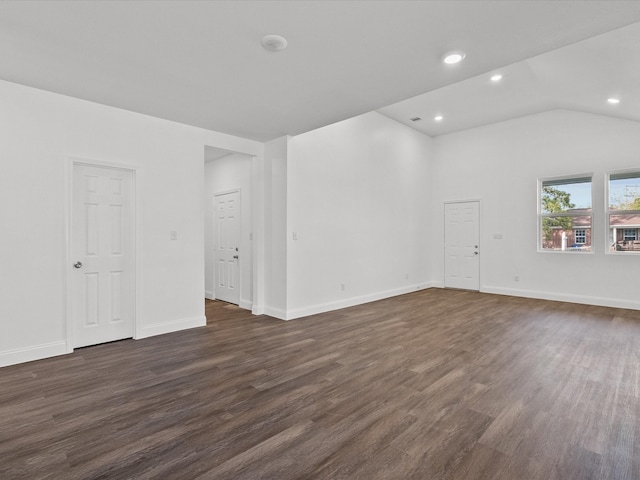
[608, 171, 640, 253]
[539, 176, 592, 252]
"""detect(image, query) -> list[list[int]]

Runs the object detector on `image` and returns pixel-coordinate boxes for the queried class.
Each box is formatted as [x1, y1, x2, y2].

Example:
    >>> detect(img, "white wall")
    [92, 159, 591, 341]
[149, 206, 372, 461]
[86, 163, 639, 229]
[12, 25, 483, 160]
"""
[262, 137, 289, 318]
[5, 77, 638, 368]
[204, 152, 253, 309]
[286, 112, 433, 318]
[431, 109, 640, 309]
[0, 79, 261, 367]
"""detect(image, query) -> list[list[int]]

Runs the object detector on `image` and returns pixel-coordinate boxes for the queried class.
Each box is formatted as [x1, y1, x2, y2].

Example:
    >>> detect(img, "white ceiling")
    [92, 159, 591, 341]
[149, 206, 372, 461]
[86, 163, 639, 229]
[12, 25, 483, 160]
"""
[1, 1, 640, 142]
[379, 21, 640, 136]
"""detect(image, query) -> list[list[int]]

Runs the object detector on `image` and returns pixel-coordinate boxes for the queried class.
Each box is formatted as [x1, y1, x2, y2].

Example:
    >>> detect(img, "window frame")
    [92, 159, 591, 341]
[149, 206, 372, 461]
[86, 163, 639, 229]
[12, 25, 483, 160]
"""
[538, 174, 593, 254]
[605, 169, 640, 255]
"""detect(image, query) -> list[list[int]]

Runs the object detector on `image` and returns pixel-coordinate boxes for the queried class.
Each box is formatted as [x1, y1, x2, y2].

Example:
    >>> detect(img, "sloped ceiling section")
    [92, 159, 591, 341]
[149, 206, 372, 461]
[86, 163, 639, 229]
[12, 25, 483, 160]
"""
[0, 1, 639, 141]
[378, 22, 640, 136]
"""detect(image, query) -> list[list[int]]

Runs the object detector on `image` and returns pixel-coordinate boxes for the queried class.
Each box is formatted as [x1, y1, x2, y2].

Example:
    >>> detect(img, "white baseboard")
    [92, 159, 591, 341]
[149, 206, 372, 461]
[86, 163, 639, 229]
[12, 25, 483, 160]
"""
[263, 306, 287, 320]
[481, 285, 640, 311]
[0, 340, 68, 368]
[284, 283, 433, 321]
[137, 315, 206, 339]
[205, 290, 215, 300]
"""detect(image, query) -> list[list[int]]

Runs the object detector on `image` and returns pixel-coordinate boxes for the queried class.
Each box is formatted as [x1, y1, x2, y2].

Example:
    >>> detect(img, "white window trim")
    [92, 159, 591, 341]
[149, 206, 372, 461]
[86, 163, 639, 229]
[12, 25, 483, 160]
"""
[605, 169, 640, 255]
[538, 174, 593, 254]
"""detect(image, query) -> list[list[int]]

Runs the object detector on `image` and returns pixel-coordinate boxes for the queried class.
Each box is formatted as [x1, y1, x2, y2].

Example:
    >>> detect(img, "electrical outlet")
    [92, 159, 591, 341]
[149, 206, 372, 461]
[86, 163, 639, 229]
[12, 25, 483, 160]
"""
[405, 273, 409, 280]
[514, 275, 520, 282]
[341, 283, 345, 291]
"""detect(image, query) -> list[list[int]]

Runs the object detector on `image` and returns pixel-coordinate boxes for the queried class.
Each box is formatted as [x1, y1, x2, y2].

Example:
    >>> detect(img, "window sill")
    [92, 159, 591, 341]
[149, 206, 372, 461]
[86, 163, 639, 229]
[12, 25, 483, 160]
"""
[537, 249, 594, 254]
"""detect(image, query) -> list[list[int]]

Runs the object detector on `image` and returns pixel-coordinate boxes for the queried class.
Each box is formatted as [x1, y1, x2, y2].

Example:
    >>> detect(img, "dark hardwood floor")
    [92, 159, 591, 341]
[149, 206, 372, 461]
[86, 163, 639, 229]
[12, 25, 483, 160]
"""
[1, 289, 639, 479]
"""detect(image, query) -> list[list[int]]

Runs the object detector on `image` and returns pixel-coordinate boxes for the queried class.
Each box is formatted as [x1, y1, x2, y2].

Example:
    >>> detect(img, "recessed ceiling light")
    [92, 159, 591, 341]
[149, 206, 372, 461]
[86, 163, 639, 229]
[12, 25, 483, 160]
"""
[491, 74, 503, 82]
[607, 97, 620, 104]
[261, 34, 288, 52]
[434, 115, 444, 122]
[442, 51, 466, 65]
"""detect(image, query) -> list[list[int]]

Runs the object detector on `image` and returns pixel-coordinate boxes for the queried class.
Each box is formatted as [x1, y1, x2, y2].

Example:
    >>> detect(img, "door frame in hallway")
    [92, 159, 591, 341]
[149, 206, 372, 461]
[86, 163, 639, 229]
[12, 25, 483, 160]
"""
[212, 189, 242, 306]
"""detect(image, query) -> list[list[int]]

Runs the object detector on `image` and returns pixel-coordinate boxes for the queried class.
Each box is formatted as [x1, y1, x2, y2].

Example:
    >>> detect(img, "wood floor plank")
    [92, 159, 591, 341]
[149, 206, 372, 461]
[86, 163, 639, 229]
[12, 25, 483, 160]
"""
[1, 289, 640, 479]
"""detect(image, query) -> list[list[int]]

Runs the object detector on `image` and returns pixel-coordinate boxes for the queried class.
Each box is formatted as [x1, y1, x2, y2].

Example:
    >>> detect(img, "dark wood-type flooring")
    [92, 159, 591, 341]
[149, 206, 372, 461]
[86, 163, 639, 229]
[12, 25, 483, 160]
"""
[1, 289, 640, 479]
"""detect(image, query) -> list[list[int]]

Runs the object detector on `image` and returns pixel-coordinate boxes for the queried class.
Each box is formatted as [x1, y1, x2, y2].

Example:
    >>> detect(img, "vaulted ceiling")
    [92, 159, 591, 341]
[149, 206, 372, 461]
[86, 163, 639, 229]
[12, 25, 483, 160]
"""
[1, 1, 639, 142]
[379, 20, 640, 136]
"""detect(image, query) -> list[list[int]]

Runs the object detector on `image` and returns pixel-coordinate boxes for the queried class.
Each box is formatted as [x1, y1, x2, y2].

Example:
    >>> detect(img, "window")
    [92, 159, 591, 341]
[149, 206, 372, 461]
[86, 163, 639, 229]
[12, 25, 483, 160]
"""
[539, 176, 592, 252]
[607, 171, 640, 253]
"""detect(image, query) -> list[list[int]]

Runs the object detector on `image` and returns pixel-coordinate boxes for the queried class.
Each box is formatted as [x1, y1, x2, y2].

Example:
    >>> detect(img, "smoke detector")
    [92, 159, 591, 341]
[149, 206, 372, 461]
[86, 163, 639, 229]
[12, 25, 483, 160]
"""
[262, 35, 288, 52]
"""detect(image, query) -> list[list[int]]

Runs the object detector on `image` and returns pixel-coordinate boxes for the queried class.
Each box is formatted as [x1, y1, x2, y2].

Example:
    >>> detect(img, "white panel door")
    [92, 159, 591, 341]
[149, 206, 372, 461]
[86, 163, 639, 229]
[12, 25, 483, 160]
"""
[72, 164, 134, 347]
[214, 191, 240, 305]
[444, 201, 480, 290]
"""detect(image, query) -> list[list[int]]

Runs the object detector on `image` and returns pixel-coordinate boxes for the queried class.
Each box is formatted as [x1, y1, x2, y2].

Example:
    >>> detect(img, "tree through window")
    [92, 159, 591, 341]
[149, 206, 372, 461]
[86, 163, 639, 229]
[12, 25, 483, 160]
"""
[539, 176, 592, 252]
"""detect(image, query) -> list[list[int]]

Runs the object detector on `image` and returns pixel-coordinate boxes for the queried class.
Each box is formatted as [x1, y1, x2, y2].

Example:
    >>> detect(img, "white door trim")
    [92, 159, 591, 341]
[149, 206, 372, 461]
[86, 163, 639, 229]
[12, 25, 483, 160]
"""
[203, 143, 262, 314]
[443, 199, 482, 290]
[213, 188, 241, 305]
[65, 156, 139, 352]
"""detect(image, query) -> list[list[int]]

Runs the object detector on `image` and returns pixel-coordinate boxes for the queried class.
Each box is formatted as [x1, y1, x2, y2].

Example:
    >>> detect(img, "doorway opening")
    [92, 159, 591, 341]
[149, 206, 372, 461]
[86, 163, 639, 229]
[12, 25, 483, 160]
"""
[204, 146, 254, 309]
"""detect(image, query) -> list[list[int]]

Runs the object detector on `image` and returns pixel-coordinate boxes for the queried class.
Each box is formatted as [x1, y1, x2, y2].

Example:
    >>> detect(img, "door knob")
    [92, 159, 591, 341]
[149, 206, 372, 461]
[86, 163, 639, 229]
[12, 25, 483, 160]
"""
[233, 255, 239, 260]
[474, 252, 479, 255]
[74, 261, 83, 269]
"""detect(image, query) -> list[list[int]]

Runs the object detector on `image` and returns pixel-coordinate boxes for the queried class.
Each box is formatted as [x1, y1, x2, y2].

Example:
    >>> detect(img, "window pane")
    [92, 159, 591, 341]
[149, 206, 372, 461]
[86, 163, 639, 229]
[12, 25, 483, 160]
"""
[539, 176, 592, 252]
[541, 180, 592, 214]
[608, 172, 640, 253]
[609, 173, 640, 211]
[609, 220, 640, 251]
[541, 216, 591, 251]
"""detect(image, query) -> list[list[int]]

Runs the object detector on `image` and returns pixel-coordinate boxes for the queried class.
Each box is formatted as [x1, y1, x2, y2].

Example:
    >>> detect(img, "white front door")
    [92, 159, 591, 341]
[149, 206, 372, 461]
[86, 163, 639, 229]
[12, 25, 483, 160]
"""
[444, 201, 480, 290]
[71, 164, 135, 348]
[214, 191, 240, 305]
